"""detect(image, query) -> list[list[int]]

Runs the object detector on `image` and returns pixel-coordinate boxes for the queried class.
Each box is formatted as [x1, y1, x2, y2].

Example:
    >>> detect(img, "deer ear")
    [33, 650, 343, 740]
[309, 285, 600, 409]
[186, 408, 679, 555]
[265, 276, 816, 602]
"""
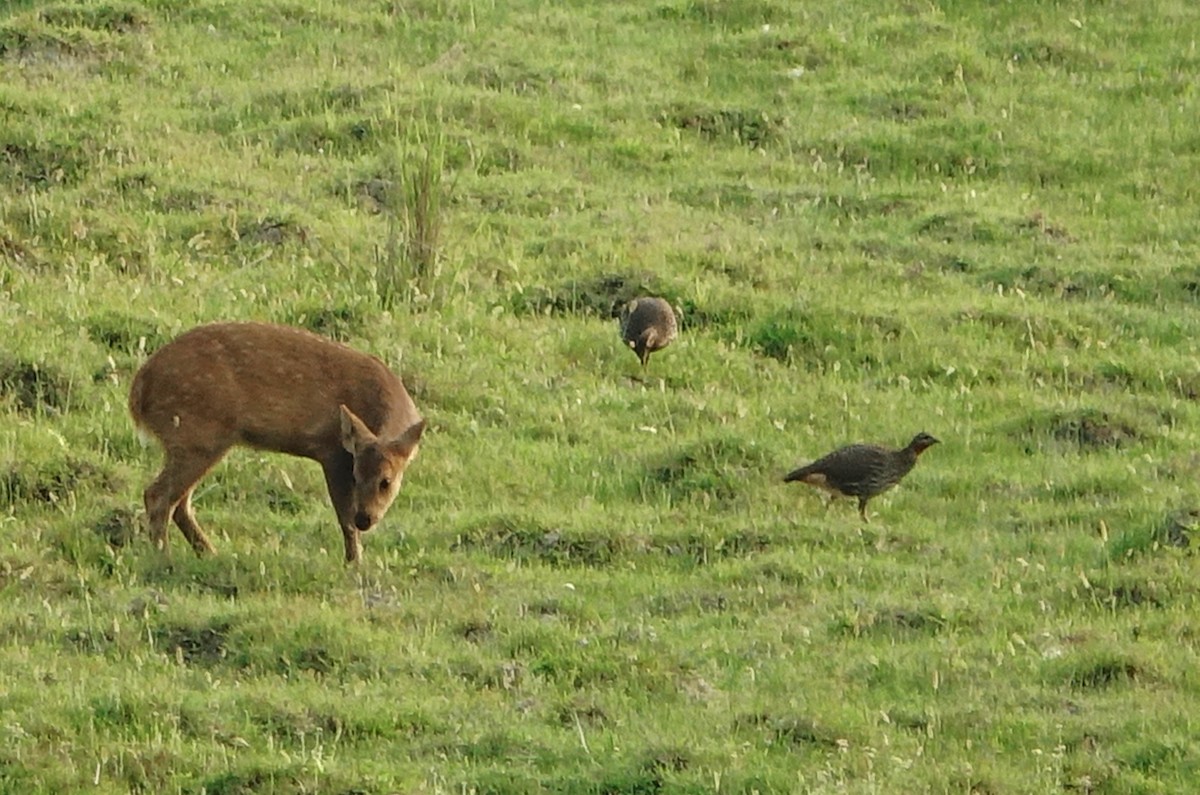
[339, 405, 374, 455]
[390, 419, 426, 459]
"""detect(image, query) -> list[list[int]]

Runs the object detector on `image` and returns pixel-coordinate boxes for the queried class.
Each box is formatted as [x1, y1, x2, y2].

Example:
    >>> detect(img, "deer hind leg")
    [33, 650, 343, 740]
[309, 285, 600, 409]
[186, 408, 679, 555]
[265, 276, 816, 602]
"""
[144, 446, 228, 555]
[172, 489, 217, 555]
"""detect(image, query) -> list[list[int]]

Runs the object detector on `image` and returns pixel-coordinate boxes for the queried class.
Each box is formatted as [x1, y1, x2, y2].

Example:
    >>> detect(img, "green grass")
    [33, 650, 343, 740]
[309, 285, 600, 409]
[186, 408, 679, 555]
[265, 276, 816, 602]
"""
[3, 0, 1200, 792]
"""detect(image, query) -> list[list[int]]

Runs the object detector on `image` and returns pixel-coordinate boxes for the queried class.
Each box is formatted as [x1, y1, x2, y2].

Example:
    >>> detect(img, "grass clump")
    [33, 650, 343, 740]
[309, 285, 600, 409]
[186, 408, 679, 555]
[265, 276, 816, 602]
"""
[374, 120, 453, 309]
[0, 358, 73, 414]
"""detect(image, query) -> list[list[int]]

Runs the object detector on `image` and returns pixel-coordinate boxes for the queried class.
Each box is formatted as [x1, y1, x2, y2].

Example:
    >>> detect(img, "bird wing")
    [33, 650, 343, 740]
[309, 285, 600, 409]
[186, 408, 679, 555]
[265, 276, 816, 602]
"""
[796, 444, 889, 492]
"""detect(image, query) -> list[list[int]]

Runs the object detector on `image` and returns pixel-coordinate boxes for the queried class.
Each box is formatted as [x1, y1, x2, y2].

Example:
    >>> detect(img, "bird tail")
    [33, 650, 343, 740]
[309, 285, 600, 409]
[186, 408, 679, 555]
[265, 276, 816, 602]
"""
[783, 465, 814, 483]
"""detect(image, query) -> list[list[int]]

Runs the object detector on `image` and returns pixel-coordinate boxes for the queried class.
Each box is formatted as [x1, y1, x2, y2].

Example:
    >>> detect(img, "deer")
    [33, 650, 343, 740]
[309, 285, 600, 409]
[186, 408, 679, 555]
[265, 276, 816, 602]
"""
[128, 321, 425, 563]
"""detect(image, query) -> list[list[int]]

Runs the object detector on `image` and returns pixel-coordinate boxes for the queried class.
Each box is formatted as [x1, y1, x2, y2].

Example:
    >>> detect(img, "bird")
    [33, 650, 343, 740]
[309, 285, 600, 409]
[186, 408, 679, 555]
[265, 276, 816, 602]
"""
[783, 432, 939, 522]
[619, 296, 677, 368]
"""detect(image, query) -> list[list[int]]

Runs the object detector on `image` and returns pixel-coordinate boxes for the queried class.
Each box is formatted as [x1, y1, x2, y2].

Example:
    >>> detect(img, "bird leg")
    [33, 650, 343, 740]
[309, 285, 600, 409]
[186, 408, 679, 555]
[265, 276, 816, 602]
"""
[858, 497, 870, 524]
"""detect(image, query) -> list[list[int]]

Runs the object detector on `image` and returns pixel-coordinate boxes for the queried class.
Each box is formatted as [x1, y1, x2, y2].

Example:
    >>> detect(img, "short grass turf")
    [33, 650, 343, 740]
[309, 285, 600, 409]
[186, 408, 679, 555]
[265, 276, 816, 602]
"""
[2, 1, 1200, 793]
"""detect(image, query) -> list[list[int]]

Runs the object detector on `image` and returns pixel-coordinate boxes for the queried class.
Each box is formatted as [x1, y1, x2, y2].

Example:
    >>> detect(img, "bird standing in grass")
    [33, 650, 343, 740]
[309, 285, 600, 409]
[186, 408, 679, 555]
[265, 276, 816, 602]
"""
[619, 296, 677, 368]
[783, 432, 939, 522]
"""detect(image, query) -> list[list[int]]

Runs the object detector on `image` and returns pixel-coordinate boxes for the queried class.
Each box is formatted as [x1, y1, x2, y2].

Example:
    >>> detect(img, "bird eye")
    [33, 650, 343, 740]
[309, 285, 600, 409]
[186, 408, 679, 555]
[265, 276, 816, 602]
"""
[379, 478, 391, 492]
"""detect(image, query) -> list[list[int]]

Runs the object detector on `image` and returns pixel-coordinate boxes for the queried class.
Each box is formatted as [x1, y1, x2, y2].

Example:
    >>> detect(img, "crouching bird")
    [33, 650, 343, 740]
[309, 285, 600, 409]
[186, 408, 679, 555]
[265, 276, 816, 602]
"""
[783, 432, 939, 522]
[619, 296, 677, 368]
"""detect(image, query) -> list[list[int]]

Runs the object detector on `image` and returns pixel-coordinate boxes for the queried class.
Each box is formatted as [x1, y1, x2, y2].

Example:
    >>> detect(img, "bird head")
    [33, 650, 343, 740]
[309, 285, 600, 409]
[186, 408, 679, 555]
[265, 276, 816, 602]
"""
[632, 330, 659, 366]
[909, 432, 940, 454]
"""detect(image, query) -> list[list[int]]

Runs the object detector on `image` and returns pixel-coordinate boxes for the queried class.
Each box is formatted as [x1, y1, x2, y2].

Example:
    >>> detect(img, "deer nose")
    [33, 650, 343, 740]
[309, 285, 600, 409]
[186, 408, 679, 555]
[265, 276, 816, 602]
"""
[354, 512, 373, 531]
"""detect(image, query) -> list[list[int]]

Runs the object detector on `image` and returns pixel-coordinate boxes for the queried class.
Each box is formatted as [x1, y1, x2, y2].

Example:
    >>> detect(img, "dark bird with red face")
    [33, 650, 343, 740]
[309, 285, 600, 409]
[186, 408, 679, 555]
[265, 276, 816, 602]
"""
[784, 432, 939, 522]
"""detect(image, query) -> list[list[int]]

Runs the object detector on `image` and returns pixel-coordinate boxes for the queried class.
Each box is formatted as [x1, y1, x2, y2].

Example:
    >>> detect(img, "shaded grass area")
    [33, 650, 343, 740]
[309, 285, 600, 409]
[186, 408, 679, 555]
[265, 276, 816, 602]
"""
[2, 0, 1200, 792]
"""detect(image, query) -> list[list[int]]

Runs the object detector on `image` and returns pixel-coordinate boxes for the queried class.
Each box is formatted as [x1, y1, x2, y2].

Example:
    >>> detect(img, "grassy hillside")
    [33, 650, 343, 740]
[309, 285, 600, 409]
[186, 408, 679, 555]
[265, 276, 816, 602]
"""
[2, 0, 1200, 792]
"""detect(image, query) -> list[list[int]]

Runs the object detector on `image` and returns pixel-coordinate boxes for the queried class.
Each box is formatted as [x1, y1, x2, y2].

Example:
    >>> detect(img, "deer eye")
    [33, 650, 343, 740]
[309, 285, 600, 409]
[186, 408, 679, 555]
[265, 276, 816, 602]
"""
[379, 478, 391, 492]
